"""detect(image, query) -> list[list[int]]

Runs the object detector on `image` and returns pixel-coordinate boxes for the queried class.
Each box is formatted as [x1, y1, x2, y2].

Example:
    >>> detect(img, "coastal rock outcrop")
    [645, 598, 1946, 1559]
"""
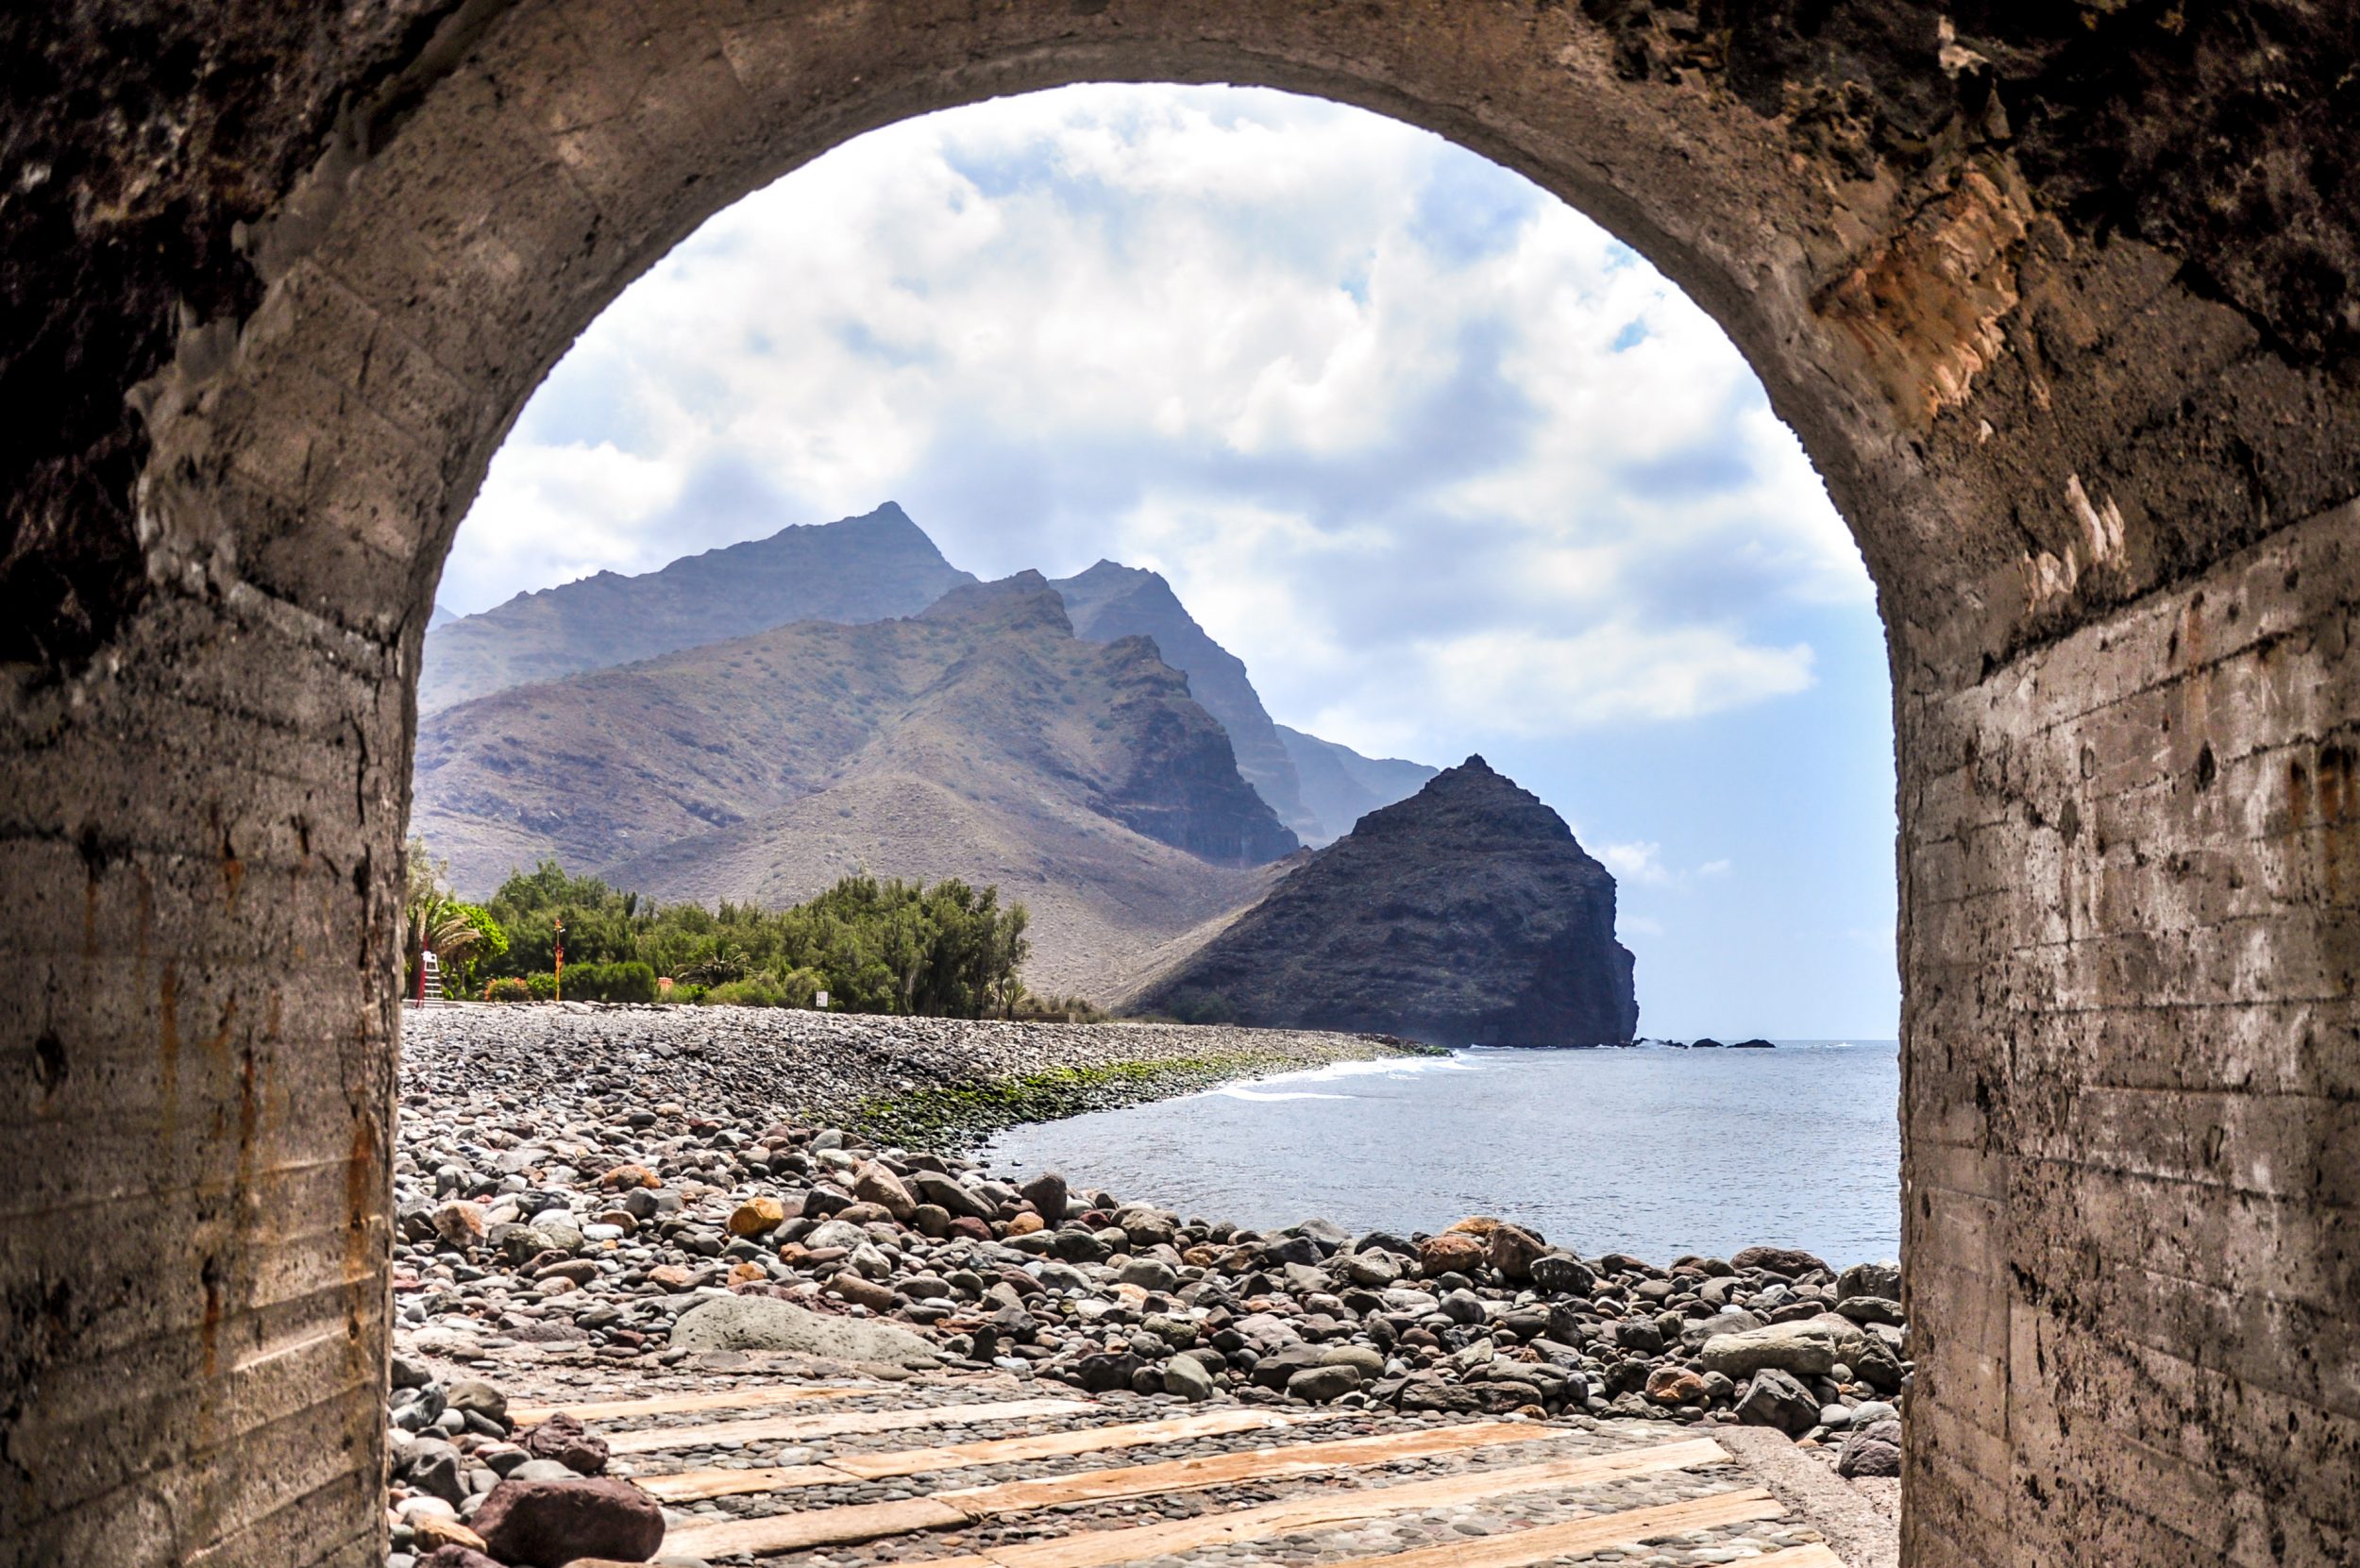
[1131, 758, 1639, 1046]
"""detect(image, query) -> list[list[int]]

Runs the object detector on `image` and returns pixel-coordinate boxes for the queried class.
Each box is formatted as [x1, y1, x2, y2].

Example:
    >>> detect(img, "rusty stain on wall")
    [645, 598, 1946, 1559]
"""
[1816, 167, 2030, 427]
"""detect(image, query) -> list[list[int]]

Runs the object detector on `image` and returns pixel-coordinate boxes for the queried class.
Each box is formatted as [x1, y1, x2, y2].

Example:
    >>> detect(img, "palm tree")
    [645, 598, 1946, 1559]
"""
[404, 840, 485, 997]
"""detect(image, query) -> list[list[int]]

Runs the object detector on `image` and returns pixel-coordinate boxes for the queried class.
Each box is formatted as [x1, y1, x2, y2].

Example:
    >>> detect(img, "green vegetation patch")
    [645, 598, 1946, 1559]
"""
[852, 1054, 1267, 1149]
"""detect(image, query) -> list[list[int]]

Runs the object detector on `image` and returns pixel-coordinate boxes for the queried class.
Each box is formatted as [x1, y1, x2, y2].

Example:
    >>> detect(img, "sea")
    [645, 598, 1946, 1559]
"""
[980, 1040, 1901, 1268]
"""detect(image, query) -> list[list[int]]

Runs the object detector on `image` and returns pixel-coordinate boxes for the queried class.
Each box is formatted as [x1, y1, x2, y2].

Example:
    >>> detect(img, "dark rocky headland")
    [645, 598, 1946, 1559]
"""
[384, 1006, 1903, 1561]
[1132, 757, 1640, 1046]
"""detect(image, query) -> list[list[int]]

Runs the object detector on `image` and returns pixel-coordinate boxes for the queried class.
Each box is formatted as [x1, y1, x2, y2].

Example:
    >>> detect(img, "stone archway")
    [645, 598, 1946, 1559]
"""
[3, 6, 2353, 1565]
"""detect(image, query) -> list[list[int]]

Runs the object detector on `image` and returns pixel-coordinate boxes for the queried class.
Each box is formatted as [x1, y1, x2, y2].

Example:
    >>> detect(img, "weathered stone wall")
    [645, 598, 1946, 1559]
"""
[2, 4, 2353, 1565]
[0, 595, 404, 1565]
[1898, 497, 2359, 1566]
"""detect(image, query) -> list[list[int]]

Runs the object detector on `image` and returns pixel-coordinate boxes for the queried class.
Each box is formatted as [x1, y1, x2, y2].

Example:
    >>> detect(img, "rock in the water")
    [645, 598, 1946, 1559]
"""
[669, 1295, 938, 1367]
[1734, 1369, 1821, 1435]
[1836, 1418, 1903, 1476]
[472, 1475, 665, 1566]
[1129, 757, 1640, 1046]
[519, 1412, 609, 1476]
[1700, 1317, 1863, 1379]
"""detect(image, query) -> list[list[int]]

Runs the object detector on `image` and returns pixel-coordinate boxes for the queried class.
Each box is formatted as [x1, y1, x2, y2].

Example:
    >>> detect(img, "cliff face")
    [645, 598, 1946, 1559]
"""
[419, 502, 975, 712]
[1131, 757, 1638, 1047]
[1051, 561, 1314, 841]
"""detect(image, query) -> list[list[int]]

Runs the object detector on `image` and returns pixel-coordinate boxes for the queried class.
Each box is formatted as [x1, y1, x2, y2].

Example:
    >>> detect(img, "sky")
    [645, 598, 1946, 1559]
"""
[443, 84, 1899, 1039]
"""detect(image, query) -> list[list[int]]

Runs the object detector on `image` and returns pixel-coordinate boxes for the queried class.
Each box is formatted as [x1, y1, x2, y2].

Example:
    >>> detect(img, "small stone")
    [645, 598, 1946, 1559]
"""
[1645, 1366, 1708, 1406]
[1486, 1222, 1548, 1281]
[728, 1195, 786, 1236]
[1699, 1316, 1864, 1379]
[408, 1514, 488, 1556]
[1836, 1259, 1903, 1303]
[416, 1548, 503, 1568]
[1528, 1252, 1595, 1295]
[433, 1202, 487, 1248]
[669, 1292, 937, 1366]
[444, 1379, 508, 1426]
[519, 1412, 610, 1476]
[828, 1271, 896, 1312]
[854, 1160, 918, 1220]
[1005, 1210, 1044, 1236]
[598, 1164, 660, 1191]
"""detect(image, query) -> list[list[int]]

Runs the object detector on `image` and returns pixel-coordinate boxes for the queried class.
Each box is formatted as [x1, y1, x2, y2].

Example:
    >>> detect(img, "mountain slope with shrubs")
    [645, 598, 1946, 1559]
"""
[413, 575, 1295, 997]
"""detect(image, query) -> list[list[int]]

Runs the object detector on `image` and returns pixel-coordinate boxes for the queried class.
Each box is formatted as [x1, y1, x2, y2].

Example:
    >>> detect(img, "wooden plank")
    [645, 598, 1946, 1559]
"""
[665, 1435, 1732, 1563]
[1311, 1488, 1788, 1568]
[827, 1408, 1328, 1479]
[978, 1439, 1737, 1568]
[508, 1384, 868, 1425]
[932, 1420, 1562, 1515]
[642, 1464, 845, 1502]
[647, 1409, 1329, 1502]
[664, 1496, 971, 1560]
[603, 1397, 1094, 1456]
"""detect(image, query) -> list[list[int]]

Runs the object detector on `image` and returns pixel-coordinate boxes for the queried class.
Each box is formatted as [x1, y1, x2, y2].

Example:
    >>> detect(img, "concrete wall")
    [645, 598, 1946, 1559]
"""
[2, 4, 2353, 1564]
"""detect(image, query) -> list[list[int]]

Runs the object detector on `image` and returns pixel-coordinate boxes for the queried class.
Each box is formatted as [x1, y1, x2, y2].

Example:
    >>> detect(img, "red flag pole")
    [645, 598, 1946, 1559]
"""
[553, 915, 565, 1003]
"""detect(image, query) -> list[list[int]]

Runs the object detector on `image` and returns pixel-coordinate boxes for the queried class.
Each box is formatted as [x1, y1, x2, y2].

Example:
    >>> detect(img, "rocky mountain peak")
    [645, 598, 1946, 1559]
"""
[1131, 757, 1637, 1047]
[918, 571, 1075, 635]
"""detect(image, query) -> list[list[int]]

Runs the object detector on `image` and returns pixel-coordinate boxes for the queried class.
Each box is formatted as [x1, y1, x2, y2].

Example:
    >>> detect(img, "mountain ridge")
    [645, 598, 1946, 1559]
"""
[419, 501, 976, 713]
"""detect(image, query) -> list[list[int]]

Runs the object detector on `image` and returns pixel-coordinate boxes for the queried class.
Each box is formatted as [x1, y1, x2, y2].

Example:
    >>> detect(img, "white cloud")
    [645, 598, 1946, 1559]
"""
[447, 82, 1865, 762]
[1600, 842, 1672, 885]
[1595, 841, 1738, 890]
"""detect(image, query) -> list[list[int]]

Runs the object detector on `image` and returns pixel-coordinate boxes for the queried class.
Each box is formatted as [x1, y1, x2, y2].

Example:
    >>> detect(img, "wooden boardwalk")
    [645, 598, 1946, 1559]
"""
[514, 1372, 1857, 1568]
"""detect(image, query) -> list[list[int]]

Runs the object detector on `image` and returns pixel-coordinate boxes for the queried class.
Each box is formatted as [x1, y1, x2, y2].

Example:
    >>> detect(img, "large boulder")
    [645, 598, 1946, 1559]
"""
[1837, 1259, 1902, 1302]
[1699, 1315, 1865, 1379]
[1836, 1418, 1903, 1476]
[1728, 1245, 1830, 1278]
[1487, 1222, 1549, 1282]
[1020, 1171, 1070, 1223]
[1417, 1233, 1488, 1278]
[854, 1161, 917, 1220]
[669, 1295, 938, 1367]
[471, 1475, 665, 1566]
[1734, 1369, 1821, 1435]
[911, 1172, 996, 1222]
